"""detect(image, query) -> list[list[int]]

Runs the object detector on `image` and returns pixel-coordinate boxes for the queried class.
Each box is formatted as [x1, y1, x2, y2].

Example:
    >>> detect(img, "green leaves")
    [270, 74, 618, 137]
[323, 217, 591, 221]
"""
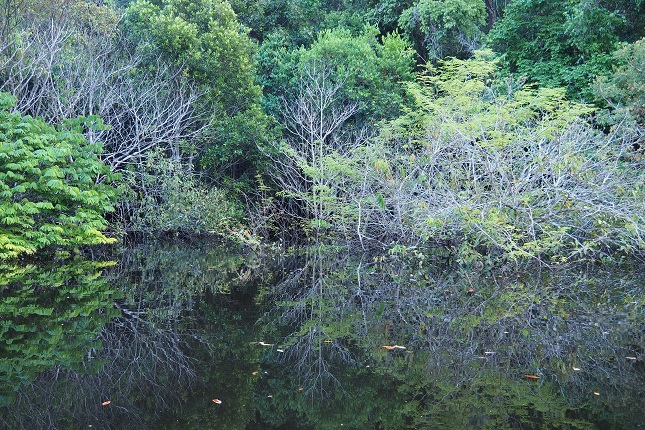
[125, 0, 270, 176]
[0, 93, 117, 259]
[259, 25, 415, 123]
[398, 0, 486, 59]
[487, 0, 645, 98]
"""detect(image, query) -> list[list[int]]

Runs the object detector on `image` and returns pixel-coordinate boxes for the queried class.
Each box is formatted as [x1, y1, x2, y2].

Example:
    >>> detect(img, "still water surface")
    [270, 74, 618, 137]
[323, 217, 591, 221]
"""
[1, 239, 643, 429]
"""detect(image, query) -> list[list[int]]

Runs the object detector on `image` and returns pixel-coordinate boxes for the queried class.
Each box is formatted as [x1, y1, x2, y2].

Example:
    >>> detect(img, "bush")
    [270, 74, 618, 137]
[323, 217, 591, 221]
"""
[117, 150, 242, 236]
[369, 53, 645, 264]
[0, 93, 117, 259]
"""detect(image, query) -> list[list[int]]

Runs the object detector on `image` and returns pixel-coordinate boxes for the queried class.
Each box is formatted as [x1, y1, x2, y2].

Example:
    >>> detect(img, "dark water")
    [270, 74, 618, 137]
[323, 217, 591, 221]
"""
[1, 240, 643, 429]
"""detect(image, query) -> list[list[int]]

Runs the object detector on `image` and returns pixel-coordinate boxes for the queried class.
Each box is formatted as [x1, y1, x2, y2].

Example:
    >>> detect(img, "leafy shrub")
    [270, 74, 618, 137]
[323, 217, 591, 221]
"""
[117, 150, 242, 236]
[0, 93, 117, 259]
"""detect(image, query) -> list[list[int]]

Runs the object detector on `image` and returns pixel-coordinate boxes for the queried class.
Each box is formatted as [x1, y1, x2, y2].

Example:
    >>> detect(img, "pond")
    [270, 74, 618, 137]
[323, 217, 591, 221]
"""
[1, 239, 643, 429]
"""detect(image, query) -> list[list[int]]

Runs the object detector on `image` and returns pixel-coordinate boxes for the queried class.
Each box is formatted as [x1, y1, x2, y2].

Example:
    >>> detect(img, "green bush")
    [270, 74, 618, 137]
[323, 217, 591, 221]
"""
[0, 93, 117, 259]
[118, 150, 243, 236]
[372, 53, 645, 264]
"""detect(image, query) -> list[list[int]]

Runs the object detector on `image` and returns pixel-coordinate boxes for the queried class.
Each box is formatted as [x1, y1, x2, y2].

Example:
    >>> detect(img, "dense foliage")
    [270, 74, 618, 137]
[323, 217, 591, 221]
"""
[0, 93, 117, 259]
[1, 2, 644, 428]
[487, 0, 645, 97]
[124, 0, 271, 177]
[0, 0, 644, 261]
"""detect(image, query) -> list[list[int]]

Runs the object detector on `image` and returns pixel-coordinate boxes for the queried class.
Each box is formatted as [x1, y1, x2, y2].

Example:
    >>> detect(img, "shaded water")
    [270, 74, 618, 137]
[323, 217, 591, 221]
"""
[1, 239, 643, 429]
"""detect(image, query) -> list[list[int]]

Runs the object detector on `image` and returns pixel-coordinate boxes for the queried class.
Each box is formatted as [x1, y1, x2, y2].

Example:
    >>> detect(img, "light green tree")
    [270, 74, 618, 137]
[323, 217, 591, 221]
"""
[0, 93, 117, 259]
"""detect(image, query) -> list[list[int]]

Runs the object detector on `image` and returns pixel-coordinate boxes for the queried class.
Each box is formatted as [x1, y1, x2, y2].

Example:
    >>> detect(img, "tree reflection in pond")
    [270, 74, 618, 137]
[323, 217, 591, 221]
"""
[0, 257, 118, 423]
[1, 241, 643, 429]
[258, 248, 644, 429]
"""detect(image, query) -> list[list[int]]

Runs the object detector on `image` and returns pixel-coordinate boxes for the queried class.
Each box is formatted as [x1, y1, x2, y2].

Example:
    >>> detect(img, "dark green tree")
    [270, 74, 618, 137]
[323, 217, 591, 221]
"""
[487, 0, 645, 97]
[397, 0, 487, 60]
[124, 0, 272, 179]
[259, 25, 415, 125]
[594, 37, 645, 129]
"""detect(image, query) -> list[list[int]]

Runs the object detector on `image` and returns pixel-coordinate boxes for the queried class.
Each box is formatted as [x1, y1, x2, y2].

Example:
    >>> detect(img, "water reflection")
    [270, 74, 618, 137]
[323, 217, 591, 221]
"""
[0, 257, 118, 416]
[1, 241, 643, 429]
[260, 249, 644, 429]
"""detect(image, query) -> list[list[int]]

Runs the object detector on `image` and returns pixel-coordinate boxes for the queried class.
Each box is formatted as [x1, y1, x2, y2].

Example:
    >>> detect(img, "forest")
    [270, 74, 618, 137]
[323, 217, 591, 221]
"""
[1, 1, 645, 428]
[1, 0, 644, 265]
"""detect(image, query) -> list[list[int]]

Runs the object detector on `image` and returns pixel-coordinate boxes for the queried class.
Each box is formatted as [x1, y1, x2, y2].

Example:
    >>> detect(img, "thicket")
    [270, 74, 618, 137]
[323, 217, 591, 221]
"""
[1, 0, 645, 263]
[0, 93, 117, 259]
[266, 52, 645, 264]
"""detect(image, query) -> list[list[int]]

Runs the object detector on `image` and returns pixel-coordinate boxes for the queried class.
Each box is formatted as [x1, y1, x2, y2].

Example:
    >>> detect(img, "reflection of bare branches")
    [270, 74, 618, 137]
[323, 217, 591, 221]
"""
[362, 260, 645, 405]
[280, 326, 356, 396]
[3, 310, 199, 430]
[100, 310, 198, 395]
[265, 249, 361, 396]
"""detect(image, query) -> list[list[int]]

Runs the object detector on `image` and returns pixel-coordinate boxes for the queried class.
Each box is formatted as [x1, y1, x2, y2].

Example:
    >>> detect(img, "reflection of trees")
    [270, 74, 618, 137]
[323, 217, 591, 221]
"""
[365, 259, 645, 428]
[2, 239, 273, 429]
[4, 310, 199, 430]
[261, 250, 644, 428]
[263, 247, 363, 396]
[0, 258, 118, 408]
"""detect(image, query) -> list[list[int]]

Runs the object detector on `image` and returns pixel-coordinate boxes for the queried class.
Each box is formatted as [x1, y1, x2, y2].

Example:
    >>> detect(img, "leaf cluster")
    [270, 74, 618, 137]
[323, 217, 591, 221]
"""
[0, 93, 117, 259]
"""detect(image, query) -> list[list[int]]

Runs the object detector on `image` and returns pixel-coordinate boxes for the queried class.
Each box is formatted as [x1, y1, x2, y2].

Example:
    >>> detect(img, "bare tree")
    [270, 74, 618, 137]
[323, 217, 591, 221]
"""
[0, 2, 208, 173]
[265, 62, 367, 240]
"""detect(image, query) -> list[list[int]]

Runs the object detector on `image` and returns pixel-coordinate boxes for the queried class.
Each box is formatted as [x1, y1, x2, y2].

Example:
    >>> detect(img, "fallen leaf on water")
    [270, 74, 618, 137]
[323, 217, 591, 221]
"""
[101, 400, 111, 406]
[524, 374, 539, 379]
[252, 371, 259, 375]
[298, 388, 304, 391]
[212, 399, 222, 404]
[594, 392, 600, 396]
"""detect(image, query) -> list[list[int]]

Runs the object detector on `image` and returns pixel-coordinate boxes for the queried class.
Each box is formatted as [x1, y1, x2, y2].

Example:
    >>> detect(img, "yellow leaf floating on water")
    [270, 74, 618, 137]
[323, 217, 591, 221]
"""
[252, 371, 259, 375]
[524, 374, 539, 379]
[212, 399, 222, 404]
[101, 400, 111, 406]
[594, 392, 600, 396]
